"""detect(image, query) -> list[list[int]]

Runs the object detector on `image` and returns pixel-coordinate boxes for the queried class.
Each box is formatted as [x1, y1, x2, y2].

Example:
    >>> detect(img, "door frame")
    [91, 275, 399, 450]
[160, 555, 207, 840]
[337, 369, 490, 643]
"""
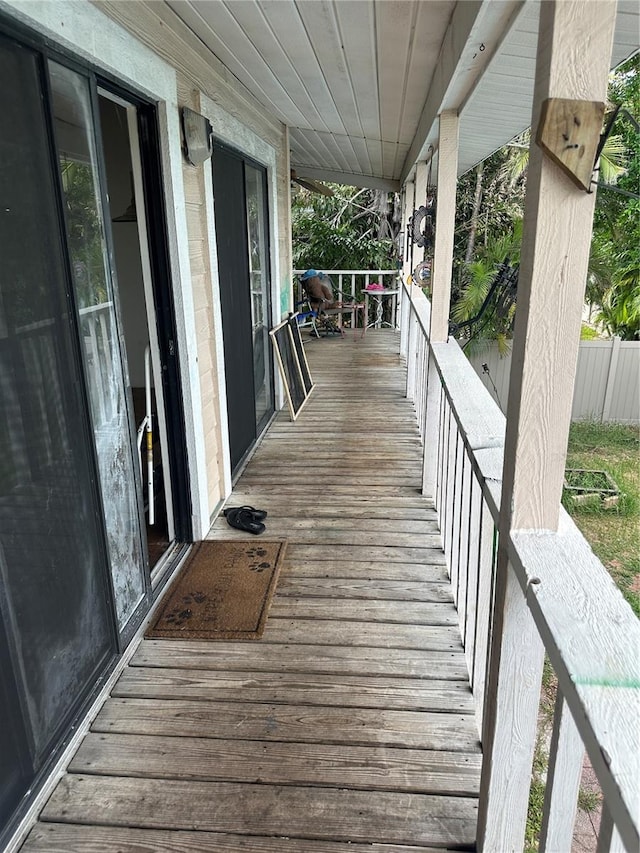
[201, 89, 283, 494]
[212, 139, 276, 477]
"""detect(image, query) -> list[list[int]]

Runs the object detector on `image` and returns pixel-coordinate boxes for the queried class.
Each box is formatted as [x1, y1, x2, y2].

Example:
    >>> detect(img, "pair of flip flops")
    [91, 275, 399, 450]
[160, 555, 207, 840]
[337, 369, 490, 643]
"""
[223, 505, 267, 535]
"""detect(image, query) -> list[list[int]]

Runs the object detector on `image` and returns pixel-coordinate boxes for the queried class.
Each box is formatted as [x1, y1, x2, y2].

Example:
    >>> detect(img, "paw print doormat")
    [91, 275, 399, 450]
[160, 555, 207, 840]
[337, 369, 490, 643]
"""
[146, 540, 287, 640]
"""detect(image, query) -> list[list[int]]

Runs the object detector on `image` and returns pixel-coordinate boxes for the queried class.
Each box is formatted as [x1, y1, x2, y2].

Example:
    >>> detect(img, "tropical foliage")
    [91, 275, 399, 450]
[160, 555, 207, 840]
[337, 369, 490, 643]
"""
[292, 183, 401, 271]
[453, 54, 639, 343]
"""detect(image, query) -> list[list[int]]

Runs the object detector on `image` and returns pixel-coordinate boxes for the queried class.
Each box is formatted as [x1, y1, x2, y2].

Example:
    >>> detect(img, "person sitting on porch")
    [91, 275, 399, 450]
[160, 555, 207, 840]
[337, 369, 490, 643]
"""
[300, 268, 339, 313]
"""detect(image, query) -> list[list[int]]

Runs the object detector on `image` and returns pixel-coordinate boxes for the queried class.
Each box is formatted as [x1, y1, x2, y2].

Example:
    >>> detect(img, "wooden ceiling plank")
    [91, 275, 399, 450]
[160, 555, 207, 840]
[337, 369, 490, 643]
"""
[294, 128, 345, 172]
[396, 2, 452, 146]
[366, 137, 384, 177]
[316, 131, 354, 173]
[296, 0, 364, 138]
[259, 0, 348, 135]
[333, 1, 381, 140]
[375, 0, 415, 144]
[224, 0, 337, 133]
[329, 132, 365, 173]
[167, 0, 309, 128]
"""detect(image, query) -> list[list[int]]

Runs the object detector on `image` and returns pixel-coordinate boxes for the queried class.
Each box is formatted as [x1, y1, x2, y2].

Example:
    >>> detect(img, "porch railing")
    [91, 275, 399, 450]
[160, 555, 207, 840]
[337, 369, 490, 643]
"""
[401, 281, 639, 853]
[292, 269, 398, 303]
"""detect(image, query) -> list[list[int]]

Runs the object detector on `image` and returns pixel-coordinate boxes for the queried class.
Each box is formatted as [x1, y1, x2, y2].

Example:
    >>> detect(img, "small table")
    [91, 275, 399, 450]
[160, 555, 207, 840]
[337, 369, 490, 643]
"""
[364, 288, 400, 329]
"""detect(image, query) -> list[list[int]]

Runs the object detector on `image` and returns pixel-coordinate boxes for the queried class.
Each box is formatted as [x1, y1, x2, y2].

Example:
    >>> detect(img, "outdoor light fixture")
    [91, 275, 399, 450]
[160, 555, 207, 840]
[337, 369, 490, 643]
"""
[181, 107, 213, 165]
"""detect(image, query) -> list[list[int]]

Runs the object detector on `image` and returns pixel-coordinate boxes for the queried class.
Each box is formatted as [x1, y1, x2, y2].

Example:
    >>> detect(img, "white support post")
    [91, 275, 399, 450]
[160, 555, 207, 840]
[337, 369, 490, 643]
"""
[477, 3, 617, 851]
[429, 111, 459, 343]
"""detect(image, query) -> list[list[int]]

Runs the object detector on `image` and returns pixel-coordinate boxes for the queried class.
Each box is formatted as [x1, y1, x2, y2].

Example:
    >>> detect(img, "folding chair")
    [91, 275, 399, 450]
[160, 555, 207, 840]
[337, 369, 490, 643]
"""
[294, 298, 321, 338]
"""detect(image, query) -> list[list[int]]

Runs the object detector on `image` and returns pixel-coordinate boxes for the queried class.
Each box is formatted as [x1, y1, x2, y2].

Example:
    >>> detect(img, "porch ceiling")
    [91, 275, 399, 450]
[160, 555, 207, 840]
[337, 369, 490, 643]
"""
[167, 0, 638, 189]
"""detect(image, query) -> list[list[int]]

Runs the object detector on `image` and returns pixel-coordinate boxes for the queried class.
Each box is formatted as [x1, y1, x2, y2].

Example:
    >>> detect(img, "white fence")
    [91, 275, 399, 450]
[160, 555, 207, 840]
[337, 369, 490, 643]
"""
[401, 283, 639, 852]
[468, 337, 640, 424]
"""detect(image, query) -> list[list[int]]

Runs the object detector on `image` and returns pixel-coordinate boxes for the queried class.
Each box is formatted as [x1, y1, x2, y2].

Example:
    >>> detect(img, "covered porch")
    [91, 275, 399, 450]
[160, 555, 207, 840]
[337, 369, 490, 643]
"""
[21, 330, 482, 851]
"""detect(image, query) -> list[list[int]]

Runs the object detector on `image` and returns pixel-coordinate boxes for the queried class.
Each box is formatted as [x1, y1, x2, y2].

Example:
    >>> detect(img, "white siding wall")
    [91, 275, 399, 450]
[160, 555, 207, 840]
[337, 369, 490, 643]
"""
[468, 339, 640, 424]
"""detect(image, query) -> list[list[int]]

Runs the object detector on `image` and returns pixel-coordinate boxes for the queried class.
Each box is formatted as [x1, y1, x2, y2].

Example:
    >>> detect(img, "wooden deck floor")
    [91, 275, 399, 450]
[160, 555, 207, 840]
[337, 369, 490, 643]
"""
[22, 331, 481, 852]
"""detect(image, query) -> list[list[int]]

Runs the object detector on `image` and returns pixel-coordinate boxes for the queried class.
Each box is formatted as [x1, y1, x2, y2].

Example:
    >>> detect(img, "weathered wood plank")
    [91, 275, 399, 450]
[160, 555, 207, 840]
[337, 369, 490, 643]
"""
[251, 447, 422, 461]
[281, 559, 447, 582]
[207, 527, 442, 548]
[92, 698, 481, 751]
[112, 667, 474, 713]
[262, 618, 463, 651]
[230, 493, 435, 510]
[228, 502, 436, 520]
[213, 517, 439, 534]
[132, 640, 470, 680]
[285, 544, 447, 564]
[277, 577, 452, 602]
[22, 823, 459, 853]
[222, 484, 426, 496]
[70, 733, 481, 795]
[238, 475, 422, 488]
[268, 598, 457, 625]
[40, 775, 478, 847]
[241, 452, 417, 464]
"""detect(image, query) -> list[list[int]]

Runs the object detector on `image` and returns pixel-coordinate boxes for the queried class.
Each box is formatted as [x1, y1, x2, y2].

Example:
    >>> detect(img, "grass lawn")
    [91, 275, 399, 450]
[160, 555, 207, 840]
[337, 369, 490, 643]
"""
[564, 420, 640, 617]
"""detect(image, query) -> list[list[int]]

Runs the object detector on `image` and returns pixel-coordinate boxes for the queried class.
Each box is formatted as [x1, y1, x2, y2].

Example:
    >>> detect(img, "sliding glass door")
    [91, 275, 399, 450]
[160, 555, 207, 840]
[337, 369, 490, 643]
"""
[0, 36, 116, 830]
[213, 145, 274, 474]
[48, 61, 148, 630]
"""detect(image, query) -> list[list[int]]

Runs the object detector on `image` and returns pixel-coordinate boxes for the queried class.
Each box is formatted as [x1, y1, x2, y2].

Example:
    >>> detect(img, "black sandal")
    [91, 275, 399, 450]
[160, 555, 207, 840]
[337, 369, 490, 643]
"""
[223, 505, 267, 521]
[224, 507, 265, 535]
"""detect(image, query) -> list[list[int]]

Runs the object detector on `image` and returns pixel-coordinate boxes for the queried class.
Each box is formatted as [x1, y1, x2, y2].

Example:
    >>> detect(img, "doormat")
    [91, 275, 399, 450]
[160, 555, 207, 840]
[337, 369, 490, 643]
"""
[145, 540, 287, 640]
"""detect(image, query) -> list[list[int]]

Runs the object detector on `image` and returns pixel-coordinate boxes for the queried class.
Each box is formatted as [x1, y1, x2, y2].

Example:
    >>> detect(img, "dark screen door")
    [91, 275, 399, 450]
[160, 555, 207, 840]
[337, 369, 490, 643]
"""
[0, 36, 115, 833]
[213, 146, 262, 473]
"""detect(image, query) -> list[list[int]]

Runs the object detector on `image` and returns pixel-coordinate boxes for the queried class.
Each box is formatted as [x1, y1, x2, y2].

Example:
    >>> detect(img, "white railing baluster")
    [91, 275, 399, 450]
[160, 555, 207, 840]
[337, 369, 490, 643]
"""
[439, 402, 452, 558]
[435, 387, 446, 517]
[400, 287, 409, 359]
[464, 475, 481, 678]
[539, 686, 584, 853]
[449, 432, 464, 604]
[444, 410, 457, 571]
[457, 449, 472, 639]
[420, 341, 429, 443]
[478, 561, 546, 850]
[406, 310, 418, 401]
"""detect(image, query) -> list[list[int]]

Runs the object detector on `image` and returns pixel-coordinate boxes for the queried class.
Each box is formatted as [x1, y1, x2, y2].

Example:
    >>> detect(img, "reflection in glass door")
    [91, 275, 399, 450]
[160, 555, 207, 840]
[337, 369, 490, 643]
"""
[245, 164, 273, 433]
[48, 61, 147, 632]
